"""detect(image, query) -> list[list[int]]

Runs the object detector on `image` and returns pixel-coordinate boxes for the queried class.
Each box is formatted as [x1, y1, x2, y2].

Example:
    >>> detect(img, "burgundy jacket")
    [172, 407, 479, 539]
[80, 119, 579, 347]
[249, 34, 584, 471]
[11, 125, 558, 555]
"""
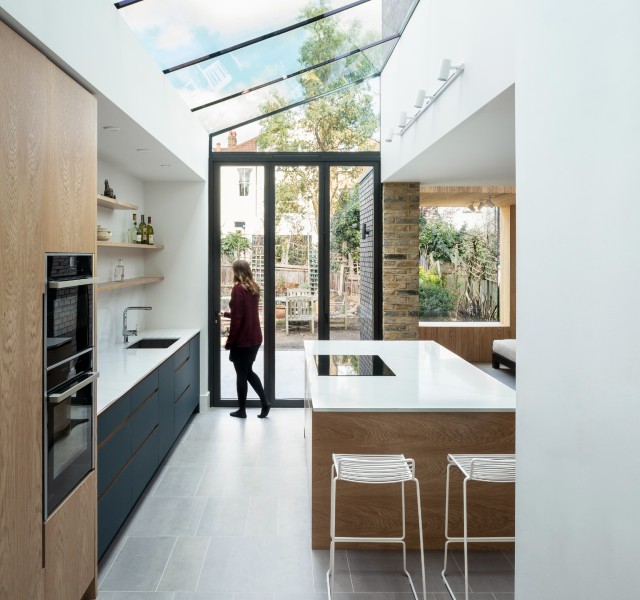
[223, 283, 263, 349]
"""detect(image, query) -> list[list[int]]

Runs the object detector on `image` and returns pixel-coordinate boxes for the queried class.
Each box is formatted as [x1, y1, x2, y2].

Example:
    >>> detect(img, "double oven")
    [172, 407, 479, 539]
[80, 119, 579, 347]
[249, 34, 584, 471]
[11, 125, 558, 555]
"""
[44, 254, 97, 518]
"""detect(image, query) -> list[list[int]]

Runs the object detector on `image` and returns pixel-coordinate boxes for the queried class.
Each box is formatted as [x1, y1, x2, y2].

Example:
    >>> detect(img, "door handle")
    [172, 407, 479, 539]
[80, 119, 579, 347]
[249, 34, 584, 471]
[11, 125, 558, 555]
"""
[48, 372, 99, 404]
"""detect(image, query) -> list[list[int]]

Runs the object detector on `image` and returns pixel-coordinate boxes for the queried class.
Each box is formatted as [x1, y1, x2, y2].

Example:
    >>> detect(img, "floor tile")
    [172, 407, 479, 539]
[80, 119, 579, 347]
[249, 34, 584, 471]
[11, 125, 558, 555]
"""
[195, 496, 251, 536]
[99, 536, 176, 592]
[157, 536, 211, 592]
[311, 548, 352, 593]
[125, 496, 208, 537]
[449, 550, 514, 593]
[152, 465, 207, 497]
[174, 593, 234, 600]
[277, 495, 311, 536]
[197, 536, 314, 594]
[245, 495, 279, 536]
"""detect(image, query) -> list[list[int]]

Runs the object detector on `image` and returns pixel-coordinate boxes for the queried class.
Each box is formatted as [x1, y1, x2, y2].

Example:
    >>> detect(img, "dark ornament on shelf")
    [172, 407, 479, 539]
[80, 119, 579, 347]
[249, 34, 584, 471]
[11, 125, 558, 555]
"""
[103, 179, 116, 199]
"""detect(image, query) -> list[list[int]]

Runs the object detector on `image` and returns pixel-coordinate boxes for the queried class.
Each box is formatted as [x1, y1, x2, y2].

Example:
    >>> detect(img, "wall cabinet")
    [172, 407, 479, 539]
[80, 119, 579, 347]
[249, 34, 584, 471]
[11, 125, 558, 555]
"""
[97, 334, 200, 559]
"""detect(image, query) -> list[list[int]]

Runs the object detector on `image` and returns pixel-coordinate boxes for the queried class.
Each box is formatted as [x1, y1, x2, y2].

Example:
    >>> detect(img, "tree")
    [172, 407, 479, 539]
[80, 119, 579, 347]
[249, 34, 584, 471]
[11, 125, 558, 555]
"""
[257, 0, 379, 233]
[419, 209, 462, 264]
[220, 231, 250, 261]
[331, 187, 361, 262]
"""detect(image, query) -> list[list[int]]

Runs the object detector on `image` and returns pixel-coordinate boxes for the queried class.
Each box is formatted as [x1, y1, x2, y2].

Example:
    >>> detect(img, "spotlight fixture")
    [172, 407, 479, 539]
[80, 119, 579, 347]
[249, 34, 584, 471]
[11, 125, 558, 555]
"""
[485, 196, 496, 208]
[398, 111, 407, 128]
[437, 58, 464, 81]
[384, 128, 394, 143]
[467, 204, 476, 212]
[414, 90, 426, 108]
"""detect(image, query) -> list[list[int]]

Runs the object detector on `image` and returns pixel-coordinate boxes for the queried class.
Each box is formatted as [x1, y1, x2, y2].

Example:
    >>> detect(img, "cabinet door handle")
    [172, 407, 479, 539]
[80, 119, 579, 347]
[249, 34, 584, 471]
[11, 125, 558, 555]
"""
[48, 372, 99, 404]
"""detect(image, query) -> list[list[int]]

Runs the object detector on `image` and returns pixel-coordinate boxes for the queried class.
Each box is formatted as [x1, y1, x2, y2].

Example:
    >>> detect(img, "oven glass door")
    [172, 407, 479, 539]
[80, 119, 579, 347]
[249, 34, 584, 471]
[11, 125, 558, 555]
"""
[45, 254, 94, 368]
[45, 371, 97, 518]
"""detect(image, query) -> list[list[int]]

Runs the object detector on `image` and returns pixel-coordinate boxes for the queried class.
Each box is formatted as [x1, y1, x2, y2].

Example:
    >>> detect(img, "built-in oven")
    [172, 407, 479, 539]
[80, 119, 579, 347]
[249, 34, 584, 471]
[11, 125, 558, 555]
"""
[44, 253, 97, 519]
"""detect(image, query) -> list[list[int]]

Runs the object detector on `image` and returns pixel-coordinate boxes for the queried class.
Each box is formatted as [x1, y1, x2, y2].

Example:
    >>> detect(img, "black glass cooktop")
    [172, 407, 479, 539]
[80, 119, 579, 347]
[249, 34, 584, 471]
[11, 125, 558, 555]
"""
[314, 354, 395, 376]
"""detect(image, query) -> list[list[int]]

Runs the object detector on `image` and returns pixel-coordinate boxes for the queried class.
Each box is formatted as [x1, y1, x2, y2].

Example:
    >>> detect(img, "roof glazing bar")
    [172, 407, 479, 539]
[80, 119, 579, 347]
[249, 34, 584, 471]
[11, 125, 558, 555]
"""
[209, 73, 379, 137]
[114, 0, 144, 8]
[162, 0, 372, 75]
[192, 34, 399, 113]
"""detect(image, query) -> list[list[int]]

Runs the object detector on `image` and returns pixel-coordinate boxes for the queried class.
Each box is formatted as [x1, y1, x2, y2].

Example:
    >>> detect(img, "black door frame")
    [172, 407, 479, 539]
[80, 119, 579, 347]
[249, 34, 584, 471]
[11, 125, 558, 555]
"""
[208, 151, 381, 407]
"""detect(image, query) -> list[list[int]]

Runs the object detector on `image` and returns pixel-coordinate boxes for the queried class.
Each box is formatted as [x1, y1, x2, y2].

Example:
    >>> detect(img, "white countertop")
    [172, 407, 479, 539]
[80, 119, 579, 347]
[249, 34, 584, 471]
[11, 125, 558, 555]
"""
[97, 328, 199, 414]
[304, 340, 516, 412]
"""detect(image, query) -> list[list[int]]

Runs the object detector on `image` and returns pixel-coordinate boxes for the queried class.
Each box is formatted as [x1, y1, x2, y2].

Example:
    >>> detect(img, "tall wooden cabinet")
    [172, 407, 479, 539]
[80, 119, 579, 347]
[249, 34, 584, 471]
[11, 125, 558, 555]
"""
[0, 21, 97, 600]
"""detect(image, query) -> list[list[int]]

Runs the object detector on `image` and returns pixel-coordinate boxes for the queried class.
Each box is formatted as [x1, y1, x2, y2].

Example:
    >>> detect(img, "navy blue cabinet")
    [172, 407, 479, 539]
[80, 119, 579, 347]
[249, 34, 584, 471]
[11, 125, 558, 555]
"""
[97, 333, 200, 560]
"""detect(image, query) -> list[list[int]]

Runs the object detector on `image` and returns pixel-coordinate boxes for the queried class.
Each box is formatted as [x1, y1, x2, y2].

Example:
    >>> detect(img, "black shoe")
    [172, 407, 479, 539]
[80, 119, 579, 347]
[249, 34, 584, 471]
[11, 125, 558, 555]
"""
[257, 404, 271, 419]
[230, 409, 247, 418]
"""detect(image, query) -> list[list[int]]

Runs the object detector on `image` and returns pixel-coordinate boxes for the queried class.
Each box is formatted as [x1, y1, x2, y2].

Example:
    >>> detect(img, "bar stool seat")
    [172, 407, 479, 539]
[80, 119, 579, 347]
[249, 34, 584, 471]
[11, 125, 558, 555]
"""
[442, 453, 516, 600]
[326, 454, 426, 600]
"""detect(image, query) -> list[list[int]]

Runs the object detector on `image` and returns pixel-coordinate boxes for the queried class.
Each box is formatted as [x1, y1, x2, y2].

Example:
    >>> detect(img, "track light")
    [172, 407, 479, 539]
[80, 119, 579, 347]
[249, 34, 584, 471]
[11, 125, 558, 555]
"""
[468, 204, 476, 212]
[398, 111, 407, 128]
[437, 58, 464, 81]
[485, 196, 496, 208]
[384, 128, 394, 143]
[414, 90, 426, 108]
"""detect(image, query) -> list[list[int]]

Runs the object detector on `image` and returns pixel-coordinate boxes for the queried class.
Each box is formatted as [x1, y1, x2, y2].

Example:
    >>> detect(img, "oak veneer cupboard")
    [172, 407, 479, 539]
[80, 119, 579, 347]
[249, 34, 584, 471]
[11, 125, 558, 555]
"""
[0, 21, 97, 600]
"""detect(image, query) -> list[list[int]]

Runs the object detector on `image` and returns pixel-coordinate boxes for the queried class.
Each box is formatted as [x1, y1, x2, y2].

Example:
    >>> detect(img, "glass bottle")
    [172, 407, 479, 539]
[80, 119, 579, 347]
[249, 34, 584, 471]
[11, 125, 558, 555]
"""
[136, 214, 143, 244]
[127, 213, 138, 244]
[113, 258, 125, 282]
[147, 216, 155, 245]
[139, 215, 148, 244]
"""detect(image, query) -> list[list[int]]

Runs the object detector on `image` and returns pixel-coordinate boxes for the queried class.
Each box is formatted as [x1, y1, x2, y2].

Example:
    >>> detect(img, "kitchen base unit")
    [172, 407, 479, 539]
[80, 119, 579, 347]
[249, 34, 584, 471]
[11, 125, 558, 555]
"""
[97, 332, 200, 559]
[304, 340, 516, 551]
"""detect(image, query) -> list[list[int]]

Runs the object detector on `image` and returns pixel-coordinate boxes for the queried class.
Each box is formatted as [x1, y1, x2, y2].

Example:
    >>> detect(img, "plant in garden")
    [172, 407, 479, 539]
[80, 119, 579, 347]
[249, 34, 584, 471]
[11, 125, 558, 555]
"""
[419, 209, 462, 263]
[220, 231, 250, 260]
[418, 265, 454, 318]
[331, 187, 361, 262]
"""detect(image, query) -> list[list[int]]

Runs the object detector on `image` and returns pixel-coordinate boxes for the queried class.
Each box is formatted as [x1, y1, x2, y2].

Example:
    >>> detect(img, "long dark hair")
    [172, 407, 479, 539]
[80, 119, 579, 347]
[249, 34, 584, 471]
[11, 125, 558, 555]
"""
[232, 259, 260, 296]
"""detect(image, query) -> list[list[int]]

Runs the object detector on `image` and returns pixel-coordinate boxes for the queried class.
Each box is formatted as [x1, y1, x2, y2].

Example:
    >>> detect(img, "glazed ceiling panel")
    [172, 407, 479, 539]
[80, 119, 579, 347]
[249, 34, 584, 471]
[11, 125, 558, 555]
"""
[116, 0, 420, 134]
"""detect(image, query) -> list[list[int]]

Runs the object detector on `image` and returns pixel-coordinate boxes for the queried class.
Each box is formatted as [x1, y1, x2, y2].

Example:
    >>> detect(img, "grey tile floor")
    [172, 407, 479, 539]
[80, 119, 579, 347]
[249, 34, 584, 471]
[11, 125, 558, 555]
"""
[97, 408, 514, 600]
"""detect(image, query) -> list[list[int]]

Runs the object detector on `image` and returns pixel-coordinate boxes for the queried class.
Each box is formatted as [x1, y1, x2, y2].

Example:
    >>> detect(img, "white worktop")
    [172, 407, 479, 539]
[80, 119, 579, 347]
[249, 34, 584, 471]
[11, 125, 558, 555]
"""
[304, 340, 516, 412]
[97, 328, 199, 414]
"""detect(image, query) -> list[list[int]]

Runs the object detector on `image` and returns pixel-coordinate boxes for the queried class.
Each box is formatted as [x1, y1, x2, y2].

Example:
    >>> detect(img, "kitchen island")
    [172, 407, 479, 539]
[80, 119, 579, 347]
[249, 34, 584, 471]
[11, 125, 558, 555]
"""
[304, 340, 516, 550]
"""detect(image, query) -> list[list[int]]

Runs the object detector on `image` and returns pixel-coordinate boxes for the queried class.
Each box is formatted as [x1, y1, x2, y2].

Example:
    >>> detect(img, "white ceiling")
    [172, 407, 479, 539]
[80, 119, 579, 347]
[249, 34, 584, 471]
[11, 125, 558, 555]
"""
[385, 85, 515, 185]
[97, 94, 204, 183]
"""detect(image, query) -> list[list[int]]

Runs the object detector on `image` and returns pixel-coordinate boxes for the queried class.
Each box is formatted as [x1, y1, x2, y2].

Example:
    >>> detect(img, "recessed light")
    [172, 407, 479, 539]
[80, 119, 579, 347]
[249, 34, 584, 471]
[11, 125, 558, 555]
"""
[160, 164, 172, 168]
[136, 148, 151, 153]
[102, 125, 120, 132]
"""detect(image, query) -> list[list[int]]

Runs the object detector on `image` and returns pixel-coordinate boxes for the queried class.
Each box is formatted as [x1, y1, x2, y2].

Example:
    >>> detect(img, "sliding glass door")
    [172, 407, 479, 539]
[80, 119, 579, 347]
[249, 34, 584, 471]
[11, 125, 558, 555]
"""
[209, 154, 380, 407]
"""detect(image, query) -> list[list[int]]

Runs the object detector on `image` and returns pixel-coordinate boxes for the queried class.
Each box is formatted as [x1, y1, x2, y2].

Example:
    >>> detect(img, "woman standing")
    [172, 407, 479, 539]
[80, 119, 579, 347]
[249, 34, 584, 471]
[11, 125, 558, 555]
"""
[219, 259, 270, 418]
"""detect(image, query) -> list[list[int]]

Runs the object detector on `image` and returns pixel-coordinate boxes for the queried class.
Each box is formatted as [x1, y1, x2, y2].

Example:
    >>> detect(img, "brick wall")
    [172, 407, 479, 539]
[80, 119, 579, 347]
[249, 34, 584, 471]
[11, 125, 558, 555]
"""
[358, 169, 375, 340]
[382, 182, 420, 340]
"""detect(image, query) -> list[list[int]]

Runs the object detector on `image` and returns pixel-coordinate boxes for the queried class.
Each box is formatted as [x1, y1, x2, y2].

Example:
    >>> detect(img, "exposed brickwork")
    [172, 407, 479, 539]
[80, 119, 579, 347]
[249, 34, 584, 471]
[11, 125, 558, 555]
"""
[358, 170, 375, 340]
[382, 182, 420, 340]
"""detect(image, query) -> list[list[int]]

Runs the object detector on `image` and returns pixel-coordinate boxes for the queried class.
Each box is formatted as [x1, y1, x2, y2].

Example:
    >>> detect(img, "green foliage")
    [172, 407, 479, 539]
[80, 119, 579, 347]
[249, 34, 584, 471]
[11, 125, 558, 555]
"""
[220, 231, 249, 260]
[331, 187, 360, 262]
[419, 211, 462, 263]
[419, 266, 442, 287]
[419, 283, 455, 318]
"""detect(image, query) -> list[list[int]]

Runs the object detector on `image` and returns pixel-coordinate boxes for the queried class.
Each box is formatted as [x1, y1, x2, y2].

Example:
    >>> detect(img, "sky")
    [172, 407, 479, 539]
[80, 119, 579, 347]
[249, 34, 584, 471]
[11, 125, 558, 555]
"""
[117, 0, 387, 134]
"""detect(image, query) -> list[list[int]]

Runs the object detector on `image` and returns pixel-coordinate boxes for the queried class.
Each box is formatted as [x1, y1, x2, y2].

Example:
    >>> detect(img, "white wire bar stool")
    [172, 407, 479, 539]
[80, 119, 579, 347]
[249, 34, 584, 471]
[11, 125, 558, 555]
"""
[441, 454, 516, 600]
[326, 454, 426, 600]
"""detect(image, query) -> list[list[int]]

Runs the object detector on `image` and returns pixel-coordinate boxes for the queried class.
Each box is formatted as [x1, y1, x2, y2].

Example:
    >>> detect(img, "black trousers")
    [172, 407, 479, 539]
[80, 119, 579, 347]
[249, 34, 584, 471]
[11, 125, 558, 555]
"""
[229, 344, 268, 409]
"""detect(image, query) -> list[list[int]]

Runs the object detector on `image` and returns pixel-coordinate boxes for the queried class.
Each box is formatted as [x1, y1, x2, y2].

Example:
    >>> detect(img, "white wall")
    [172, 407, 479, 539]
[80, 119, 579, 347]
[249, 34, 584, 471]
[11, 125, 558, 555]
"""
[0, 0, 206, 178]
[381, 0, 514, 181]
[145, 182, 209, 400]
[515, 1, 640, 598]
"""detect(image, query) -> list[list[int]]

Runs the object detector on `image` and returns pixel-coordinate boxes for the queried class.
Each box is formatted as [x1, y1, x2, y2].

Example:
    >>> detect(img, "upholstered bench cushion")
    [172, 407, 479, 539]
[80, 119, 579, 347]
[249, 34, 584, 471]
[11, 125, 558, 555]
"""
[493, 339, 516, 363]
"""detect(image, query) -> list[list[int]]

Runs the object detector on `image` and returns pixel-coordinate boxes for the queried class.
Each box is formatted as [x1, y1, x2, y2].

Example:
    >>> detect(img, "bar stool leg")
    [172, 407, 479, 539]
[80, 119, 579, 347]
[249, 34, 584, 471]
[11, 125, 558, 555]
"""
[401, 481, 408, 576]
[414, 478, 427, 600]
[463, 475, 470, 600]
[328, 464, 337, 600]
[442, 462, 456, 599]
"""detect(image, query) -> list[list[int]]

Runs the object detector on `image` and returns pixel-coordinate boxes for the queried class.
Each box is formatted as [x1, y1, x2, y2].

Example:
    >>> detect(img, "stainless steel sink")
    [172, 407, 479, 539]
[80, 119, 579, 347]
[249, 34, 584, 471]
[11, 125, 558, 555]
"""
[126, 338, 179, 349]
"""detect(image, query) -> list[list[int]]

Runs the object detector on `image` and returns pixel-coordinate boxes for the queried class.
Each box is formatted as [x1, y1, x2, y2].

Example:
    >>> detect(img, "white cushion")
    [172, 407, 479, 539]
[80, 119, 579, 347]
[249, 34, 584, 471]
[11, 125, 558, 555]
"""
[493, 339, 516, 362]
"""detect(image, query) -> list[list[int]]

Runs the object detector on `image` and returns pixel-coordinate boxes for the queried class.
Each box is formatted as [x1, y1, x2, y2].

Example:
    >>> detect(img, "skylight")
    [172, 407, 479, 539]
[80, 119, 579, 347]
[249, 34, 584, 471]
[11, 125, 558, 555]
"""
[115, 0, 419, 136]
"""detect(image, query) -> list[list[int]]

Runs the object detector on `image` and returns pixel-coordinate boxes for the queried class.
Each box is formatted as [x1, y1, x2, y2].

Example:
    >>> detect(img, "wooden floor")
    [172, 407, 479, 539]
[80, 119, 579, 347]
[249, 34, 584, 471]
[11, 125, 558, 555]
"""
[307, 409, 515, 550]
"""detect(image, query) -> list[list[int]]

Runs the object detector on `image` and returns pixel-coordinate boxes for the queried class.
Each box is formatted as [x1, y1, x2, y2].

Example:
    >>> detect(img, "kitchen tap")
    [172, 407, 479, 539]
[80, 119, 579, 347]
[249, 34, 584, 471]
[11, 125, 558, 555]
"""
[123, 306, 152, 343]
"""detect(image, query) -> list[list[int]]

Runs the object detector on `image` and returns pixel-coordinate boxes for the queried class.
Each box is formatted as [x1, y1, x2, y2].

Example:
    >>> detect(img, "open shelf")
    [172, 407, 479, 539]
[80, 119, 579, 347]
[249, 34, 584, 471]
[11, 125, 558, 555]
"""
[97, 241, 164, 250]
[97, 194, 139, 210]
[97, 276, 164, 293]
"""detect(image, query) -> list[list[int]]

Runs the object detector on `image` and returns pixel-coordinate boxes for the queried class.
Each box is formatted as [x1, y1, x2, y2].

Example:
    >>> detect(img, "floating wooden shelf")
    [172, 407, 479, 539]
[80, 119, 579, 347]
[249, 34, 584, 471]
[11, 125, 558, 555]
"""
[97, 276, 164, 293]
[97, 241, 164, 250]
[97, 194, 139, 210]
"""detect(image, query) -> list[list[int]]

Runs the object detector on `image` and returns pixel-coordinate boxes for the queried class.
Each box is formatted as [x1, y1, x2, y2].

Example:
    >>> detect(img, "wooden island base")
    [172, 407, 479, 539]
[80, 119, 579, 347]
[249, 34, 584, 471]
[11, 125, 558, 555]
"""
[306, 409, 515, 550]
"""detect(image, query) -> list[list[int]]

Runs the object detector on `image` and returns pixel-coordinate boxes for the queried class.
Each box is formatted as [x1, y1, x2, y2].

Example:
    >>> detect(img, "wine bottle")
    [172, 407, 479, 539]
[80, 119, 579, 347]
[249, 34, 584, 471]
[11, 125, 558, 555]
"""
[127, 213, 138, 244]
[147, 216, 155, 245]
[139, 214, 148, 245]
[136, 214, 143, 244]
